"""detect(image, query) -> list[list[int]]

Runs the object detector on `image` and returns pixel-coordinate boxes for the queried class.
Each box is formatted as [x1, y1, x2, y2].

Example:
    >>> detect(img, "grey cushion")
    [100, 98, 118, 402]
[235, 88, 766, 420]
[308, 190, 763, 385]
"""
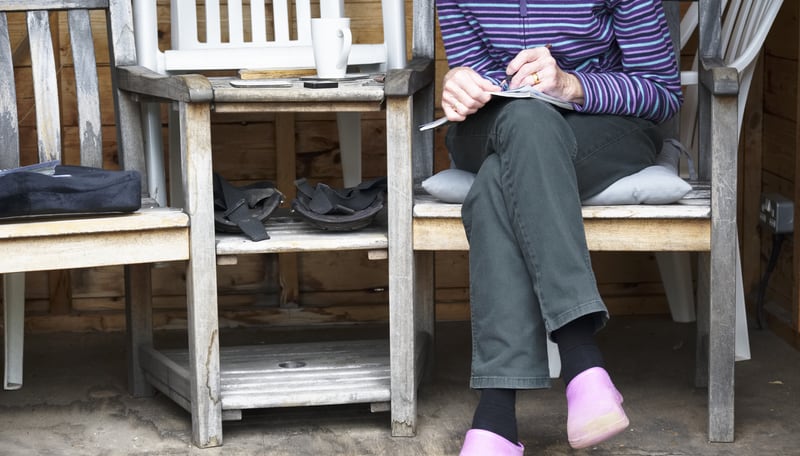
[422, 139, 691, 206]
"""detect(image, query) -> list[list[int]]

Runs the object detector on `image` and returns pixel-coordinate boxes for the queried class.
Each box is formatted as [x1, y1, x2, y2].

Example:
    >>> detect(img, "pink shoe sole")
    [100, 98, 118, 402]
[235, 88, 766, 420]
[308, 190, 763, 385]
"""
[566, 367, 629, 449]
[459, 429, 524, 456]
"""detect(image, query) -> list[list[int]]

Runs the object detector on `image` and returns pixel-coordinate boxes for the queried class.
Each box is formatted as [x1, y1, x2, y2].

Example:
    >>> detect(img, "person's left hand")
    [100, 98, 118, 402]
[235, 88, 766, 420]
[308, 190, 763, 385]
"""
[505, 46, 585, 105]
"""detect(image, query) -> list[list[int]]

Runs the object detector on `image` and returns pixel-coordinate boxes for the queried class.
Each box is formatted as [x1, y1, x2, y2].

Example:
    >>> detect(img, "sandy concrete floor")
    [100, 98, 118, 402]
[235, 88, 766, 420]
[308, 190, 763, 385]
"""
[1, 315, 799, 455]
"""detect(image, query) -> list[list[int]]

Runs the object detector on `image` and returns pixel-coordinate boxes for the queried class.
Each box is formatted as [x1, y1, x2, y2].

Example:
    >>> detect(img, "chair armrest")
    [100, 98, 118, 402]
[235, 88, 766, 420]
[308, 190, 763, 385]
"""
[384, 58, 435, 97]
[698, 57, 739, 96]
[116, 65, 214, 103]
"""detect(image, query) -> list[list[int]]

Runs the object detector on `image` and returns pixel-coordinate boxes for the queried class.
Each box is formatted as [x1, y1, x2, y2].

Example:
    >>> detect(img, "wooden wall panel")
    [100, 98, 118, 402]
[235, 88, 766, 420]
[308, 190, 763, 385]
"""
[7, 2, 800, 347]
[761, 1, 800, 348]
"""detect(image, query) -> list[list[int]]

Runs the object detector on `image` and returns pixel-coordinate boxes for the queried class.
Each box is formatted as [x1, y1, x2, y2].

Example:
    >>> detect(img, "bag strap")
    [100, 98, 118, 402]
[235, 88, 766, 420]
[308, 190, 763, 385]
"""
[663, 138, 697, 181]
[214, 173, 270, 241]
[295, 177, 387, 215]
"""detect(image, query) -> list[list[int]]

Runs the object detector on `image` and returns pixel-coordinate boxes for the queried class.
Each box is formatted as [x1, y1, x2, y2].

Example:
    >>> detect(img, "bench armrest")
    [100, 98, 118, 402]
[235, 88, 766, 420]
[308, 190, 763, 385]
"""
[698, 57, 739, 96]
[384, 58, 436, 97]
[116, 65, 213, 103]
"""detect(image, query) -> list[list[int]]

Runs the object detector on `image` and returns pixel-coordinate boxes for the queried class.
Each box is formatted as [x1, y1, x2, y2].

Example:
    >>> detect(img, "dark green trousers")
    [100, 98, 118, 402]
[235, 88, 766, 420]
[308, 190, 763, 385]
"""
[446, 98, 663, 389]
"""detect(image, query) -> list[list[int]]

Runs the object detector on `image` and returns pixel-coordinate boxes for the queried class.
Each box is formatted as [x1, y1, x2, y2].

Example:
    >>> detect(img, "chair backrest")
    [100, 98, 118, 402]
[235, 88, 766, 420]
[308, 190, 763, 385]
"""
[679, 0, 783, 151]
[133, 0, 407, 73]
[0, 0, 147, 188]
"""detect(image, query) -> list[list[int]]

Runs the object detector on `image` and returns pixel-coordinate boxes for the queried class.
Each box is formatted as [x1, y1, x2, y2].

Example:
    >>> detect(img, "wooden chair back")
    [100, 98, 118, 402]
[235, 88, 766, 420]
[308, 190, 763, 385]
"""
[384, 0, 760, 442]
[0, 1, 144, 177]
[135, 0, 405, 73]
[0, 0, 190, 393]
[680, 0, 783, 150]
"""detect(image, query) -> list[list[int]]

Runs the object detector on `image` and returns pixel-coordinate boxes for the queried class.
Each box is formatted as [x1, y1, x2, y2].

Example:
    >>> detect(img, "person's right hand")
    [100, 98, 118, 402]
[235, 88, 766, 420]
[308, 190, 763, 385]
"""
[442, 66, 500, 122]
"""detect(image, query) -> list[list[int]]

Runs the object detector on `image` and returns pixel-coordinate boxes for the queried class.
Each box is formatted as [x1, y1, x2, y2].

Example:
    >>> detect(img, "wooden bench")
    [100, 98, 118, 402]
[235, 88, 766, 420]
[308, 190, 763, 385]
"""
[384, 0, 780, 442]
[0, 0, 202, 404]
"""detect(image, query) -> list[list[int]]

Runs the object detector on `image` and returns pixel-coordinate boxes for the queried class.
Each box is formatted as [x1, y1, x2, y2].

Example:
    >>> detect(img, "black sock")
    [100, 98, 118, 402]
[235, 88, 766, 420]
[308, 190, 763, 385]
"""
[552, 313, 605, 386]
[471, 388, 518, 444]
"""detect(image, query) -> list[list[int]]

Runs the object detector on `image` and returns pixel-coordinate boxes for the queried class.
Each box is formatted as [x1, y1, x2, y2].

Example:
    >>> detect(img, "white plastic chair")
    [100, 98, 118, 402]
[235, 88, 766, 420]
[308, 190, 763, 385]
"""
[132, 0, 406, 205]
[656, 0, 783, 364]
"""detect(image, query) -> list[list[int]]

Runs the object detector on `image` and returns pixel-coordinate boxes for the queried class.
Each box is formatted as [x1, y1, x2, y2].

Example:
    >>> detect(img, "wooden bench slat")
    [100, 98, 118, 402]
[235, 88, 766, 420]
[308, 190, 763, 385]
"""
[0, 208, 189, 239]
[27, 10, 62, 163]
[413, 194, 711, 219]
[0, 12, 20, 170]
[412, 216, 710, 252]
[68, 9, 103, 168]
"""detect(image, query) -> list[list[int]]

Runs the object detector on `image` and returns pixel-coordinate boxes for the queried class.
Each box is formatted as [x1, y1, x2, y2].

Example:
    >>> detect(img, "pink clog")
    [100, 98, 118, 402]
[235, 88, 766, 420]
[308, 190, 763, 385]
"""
[566, 367, 629, 449]
[459, 429, 524, 456]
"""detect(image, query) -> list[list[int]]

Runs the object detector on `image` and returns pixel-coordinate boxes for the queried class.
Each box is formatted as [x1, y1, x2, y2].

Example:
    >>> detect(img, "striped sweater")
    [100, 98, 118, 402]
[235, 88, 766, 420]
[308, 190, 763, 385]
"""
[436, 0, 683, 123]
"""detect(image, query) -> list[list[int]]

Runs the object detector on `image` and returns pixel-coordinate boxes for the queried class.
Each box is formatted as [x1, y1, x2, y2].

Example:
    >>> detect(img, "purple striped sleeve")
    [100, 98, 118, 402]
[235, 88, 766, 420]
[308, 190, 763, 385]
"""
[435, 0, 682, 123]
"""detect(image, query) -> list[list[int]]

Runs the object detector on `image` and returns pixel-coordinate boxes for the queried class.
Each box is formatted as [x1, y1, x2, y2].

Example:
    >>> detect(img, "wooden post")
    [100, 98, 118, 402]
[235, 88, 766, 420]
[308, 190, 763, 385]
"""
[275, 113, 300, 306]
[698, 0, 738, 443]
[387, 95, 417, 437]
[178, 95, 223, 448]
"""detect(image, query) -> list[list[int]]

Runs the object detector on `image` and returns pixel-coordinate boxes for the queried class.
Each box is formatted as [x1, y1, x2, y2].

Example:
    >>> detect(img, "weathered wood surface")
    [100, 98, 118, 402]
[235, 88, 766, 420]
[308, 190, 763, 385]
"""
[384, 0, 743, 443]
[177, 99, 223, 447]
[0, 12, 19, 170]
[7, 1, 797, 338]
[412, 194, 713, 252]
[0, 209, 188, 238]
[209, 77, 386, 103]
[0, 0, 194, 416]
[386, 95, 418, 436]
[215, 214, 388, 255]
[28, 10, 62, 163]
[142, 340, 390, 410]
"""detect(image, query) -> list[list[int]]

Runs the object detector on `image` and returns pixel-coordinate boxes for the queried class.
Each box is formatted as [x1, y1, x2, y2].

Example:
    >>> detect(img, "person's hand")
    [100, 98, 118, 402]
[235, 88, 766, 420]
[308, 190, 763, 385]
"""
[505, 45, 585, 105]
[442, 67, 501, 121]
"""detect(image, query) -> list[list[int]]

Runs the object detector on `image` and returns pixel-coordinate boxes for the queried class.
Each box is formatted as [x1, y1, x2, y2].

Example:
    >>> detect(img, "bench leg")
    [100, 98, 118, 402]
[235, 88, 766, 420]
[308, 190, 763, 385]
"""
[695, 253, 710, 389]
[3, 272, 25, 390]
[415, 251, 435, 382]
[126, 264, 155, 397]
[697, 235, 740, 443]
[388, 96, 417, 437]
[179, 100, 223, 448]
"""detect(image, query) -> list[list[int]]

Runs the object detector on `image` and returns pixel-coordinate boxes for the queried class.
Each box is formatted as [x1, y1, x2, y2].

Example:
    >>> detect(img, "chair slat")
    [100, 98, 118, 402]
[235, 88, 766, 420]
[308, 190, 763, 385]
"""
[0, 1, 109, 12]
[0, 12, 20, 170]
[27, 10, 61, 163]
[205, 0, 222, 45]
[719, 0, 736, 53]
[249, 0, 267, 43]
[227, 0, 244, 44]
[171, 0, 199, 48]
[68, 9, 102, 168]
[296, 0, 312, 43]
[108, 0, 147, 178]
[272, 0, 290, 43]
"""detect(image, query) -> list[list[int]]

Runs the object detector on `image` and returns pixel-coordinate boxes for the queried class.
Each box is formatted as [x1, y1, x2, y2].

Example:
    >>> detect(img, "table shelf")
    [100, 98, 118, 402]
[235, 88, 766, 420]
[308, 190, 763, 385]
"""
[215, 210, 388, 256]
[141, 340, 392, 419]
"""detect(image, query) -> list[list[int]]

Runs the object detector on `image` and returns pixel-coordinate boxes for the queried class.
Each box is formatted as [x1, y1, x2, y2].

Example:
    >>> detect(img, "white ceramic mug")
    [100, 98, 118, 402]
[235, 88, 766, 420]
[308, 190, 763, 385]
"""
[311, 17, 352, 79]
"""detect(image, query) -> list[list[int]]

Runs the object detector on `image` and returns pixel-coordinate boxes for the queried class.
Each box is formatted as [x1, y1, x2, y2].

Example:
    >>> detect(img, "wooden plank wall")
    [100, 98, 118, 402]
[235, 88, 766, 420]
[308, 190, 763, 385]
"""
[757, 1, 800, 349]
[2, 2, 797, 347]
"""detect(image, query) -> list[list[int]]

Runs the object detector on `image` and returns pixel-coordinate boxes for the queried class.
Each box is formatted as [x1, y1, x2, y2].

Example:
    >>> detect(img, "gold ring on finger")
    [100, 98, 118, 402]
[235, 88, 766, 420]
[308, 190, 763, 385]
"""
[532, 72, 540, 85]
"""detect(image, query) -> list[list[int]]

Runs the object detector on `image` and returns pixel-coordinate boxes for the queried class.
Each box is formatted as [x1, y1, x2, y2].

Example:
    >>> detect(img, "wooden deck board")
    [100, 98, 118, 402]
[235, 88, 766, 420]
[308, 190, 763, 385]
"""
[145, 340, 392, 411]
[215, 212, 388, 255]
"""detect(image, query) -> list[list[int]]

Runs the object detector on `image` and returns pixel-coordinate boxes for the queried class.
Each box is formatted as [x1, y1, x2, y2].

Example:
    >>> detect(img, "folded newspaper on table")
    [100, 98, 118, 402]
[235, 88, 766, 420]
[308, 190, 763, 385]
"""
[419, 86, 573, 131]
